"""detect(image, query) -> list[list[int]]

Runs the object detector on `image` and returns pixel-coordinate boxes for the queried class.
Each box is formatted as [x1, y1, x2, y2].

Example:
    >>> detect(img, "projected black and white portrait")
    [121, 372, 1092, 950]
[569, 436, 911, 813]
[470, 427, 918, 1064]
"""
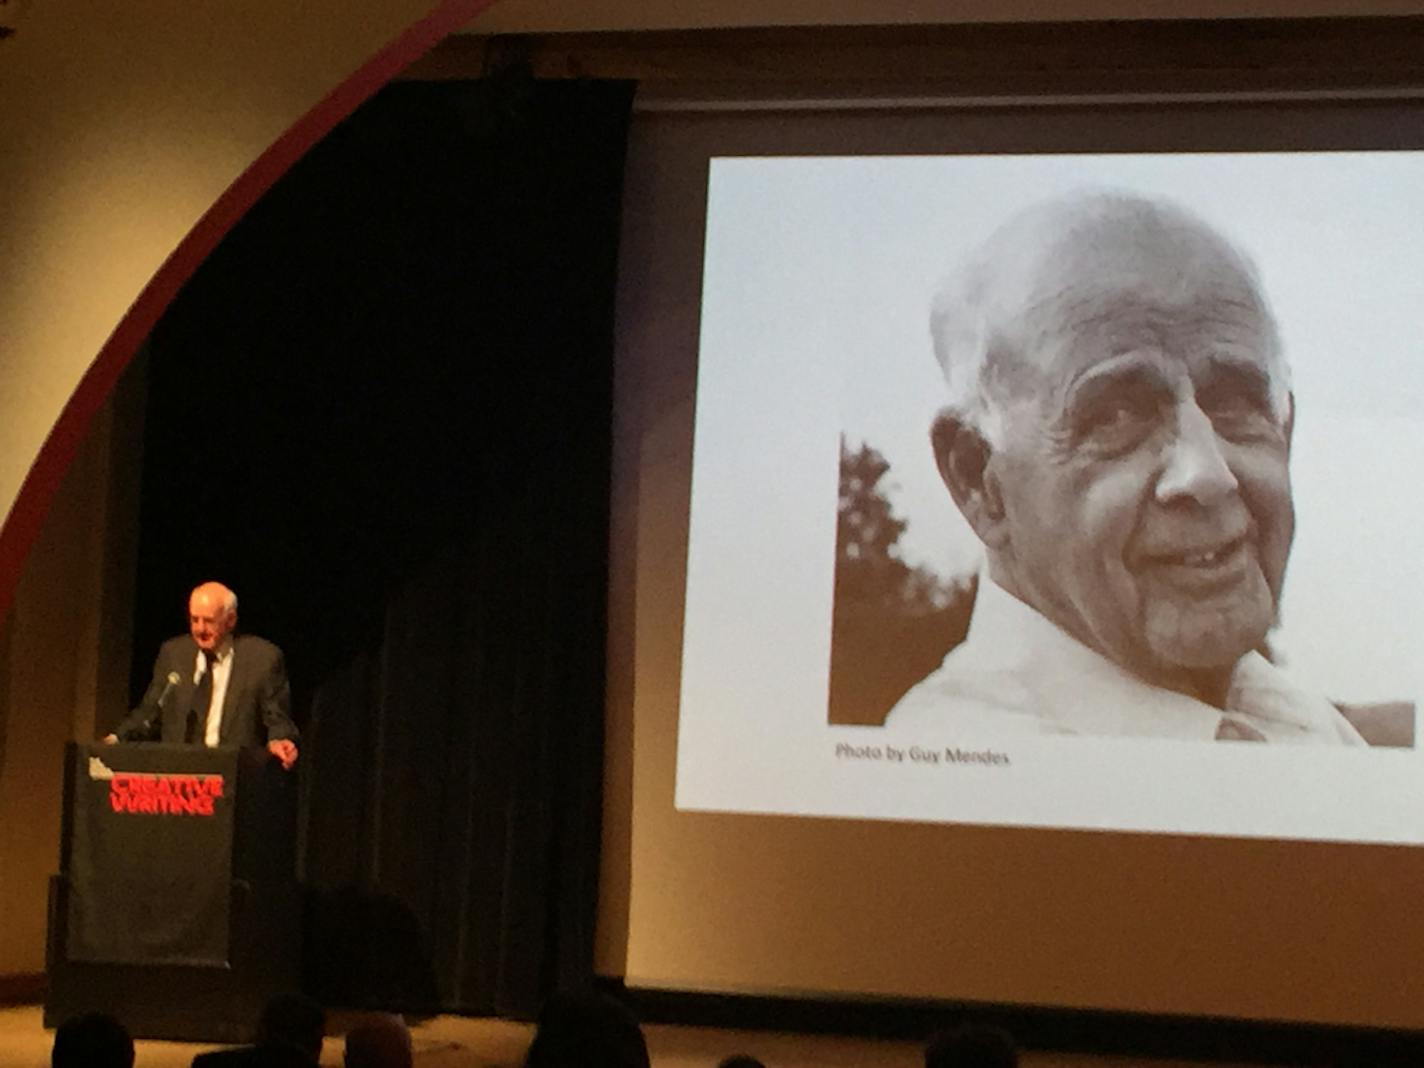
[854, 191, 1405, 746]
[674, 151, 1424, 842]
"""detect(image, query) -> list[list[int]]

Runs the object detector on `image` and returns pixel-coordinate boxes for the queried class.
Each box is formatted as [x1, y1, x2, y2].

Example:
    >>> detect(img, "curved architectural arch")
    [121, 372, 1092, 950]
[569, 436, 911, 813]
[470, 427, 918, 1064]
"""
[0, 0, 499, 622]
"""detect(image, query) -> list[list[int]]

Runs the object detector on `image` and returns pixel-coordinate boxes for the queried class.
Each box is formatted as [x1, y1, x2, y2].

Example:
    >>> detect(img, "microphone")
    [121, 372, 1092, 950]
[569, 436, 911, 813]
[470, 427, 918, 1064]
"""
[136, 671, 183, 738]
[156, 671, 181, 708]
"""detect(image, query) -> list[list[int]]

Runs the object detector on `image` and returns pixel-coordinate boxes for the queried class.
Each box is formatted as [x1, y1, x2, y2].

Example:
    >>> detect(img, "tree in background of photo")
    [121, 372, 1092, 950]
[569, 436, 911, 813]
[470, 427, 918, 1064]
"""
[829, 438, 976, 725]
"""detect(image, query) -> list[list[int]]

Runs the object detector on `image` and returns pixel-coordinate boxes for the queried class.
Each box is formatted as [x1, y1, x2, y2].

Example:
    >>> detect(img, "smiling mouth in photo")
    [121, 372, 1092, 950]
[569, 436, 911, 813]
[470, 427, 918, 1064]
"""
[1176, 537, 1244, 567]
[1139, 534, 1252, 589]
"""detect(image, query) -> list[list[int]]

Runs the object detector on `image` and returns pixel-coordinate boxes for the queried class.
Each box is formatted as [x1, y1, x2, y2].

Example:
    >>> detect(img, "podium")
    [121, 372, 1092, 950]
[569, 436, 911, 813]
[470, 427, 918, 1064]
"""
[45, 742, 301, 1042]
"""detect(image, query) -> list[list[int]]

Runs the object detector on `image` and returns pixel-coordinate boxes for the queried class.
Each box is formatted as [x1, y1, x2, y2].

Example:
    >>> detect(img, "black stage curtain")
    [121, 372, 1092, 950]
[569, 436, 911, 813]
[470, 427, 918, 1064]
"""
[129, 76, 633, 1016]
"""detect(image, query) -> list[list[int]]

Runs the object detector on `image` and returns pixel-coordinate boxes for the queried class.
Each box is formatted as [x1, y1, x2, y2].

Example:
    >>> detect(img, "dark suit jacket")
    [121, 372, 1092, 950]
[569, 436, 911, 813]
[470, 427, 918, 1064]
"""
[115, 634, 298, 748]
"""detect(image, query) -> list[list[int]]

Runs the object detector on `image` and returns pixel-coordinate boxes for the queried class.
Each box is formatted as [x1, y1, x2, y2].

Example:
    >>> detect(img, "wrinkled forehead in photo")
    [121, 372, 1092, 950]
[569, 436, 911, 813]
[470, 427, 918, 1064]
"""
[930, 191, 1291, 427]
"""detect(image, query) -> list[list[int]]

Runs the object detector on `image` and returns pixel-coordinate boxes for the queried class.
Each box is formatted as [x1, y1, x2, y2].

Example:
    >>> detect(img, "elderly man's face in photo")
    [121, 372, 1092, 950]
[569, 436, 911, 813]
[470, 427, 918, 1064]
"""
[987, 248, 1294, 683]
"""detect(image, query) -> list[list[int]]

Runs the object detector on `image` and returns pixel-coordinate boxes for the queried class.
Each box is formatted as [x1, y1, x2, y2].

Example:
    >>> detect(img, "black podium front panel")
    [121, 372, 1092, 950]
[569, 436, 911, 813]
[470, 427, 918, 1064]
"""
[49, 742, 301, 1041]
[65, 744, 238, 966]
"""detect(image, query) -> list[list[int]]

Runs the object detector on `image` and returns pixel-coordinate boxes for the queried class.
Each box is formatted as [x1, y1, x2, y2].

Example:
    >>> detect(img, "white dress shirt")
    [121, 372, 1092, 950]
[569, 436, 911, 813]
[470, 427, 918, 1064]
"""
[886, 577, 1366, 744]
[195, 642, 234, 747]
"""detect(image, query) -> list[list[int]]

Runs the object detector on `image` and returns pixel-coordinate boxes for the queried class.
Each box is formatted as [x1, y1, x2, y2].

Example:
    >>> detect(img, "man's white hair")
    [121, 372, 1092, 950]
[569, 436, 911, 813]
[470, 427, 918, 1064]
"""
[929, 190, 1291, 445]
[195, 581, 238, 616]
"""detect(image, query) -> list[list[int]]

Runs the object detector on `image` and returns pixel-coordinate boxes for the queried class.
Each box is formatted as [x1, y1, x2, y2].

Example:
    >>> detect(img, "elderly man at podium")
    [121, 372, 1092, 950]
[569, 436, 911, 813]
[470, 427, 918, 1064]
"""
[106, 581, 299, 769]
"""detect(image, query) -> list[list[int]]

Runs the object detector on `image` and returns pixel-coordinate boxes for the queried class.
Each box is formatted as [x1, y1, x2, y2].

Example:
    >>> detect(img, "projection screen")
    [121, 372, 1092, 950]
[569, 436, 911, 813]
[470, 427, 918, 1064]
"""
[605, 98, 1424, 1029]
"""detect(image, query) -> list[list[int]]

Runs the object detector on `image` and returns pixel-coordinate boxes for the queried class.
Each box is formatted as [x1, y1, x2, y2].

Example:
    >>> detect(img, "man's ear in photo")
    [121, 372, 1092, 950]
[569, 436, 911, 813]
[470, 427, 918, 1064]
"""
[930, 407, 1008, 550]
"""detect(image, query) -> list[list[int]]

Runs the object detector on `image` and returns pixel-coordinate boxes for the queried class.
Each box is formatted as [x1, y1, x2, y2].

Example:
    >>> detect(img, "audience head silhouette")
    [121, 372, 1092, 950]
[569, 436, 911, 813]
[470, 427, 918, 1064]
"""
[52, 1012, 134, 1068]
[344, 1013, 413, 1068]
[925, 1023, 1019, 1068]
[522, 988, 650, 1068]
[255, 991, 326, 1063]
[718, 1056, 768, 1068]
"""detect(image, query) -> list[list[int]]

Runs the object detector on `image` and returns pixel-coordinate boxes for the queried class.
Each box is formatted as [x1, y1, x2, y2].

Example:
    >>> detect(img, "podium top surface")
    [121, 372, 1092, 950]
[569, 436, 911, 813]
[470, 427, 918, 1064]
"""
[71, 741, 264, 776]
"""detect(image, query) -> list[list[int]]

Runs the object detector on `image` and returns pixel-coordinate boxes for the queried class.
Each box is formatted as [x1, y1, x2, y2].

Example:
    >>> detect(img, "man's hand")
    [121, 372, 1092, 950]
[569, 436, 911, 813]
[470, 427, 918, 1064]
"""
[102, 733, 118, 745]
[267, 738, 299, 770]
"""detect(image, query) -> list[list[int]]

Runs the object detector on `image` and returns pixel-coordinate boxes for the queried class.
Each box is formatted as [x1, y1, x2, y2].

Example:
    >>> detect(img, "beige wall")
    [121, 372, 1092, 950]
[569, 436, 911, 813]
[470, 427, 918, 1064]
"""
[0, 379, 141, 975]
[0, 0, 471, 574]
